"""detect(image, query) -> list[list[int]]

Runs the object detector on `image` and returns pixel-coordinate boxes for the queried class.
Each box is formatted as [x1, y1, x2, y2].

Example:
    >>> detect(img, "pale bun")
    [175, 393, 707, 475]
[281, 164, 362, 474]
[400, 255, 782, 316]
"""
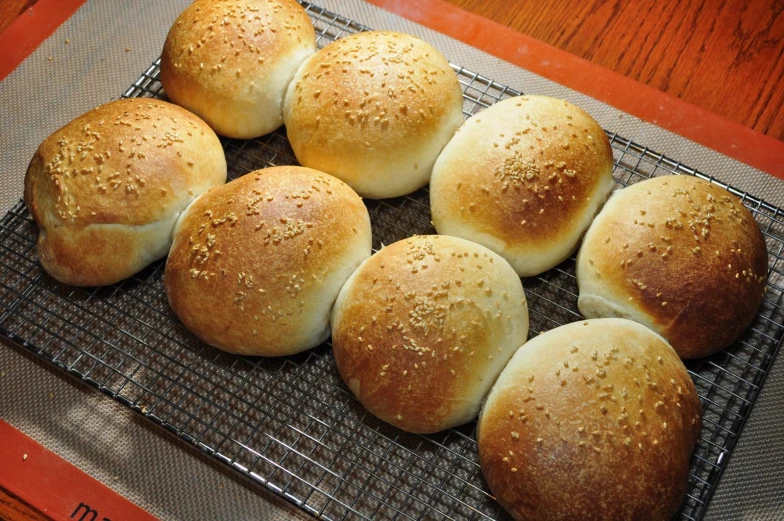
[165, 166, 371, 356]
[161, 0, 316, 138]
[430, 95, 615, 277]
[331, 235, 529, 433]
[577, 175, 767, 359]
[478, 318, 701, 521]
[283, 31, 464, 199]
[24, 98, 227, 286]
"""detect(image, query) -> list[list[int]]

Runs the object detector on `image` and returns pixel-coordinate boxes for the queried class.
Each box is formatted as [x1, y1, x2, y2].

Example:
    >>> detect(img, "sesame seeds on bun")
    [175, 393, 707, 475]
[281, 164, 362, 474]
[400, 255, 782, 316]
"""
[165, 166, 372, 356]
[161, 0, 317, 138]
[330, 235, 529, 433]
[283, 30, 465, 199]
[24, 98, 227, 286]
[576, 175, 768, 358]
[430, 95, 615, 277]
[477, 318, 701, 521]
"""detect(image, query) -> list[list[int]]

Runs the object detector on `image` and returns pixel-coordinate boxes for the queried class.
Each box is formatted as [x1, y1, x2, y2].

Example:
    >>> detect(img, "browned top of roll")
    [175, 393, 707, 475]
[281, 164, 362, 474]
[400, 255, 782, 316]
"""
[430, 95, 615, 277]
[331, 235, 529, 433]
[160, 0, 316, 137]
[478, 318, 701, 521]
[165, 166, 371, 356]
[286, 30, 461, 146]
[283, 30, 465, 198]
[577, 175, 768, 358]
[24, 98, 226, 286]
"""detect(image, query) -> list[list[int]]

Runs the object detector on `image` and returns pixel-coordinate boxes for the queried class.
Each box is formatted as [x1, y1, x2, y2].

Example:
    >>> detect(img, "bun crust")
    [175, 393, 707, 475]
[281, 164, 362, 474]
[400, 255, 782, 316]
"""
[477, 318, 701, 521]
[165, 166, 371, 356]
[331, 235, 529, 433]
[430, 95, 615, 277]
[283, 31, 464, 199]
[576, 175, 767, 358]
[24, 98, 227, 286]
[161, 0, 316, 138]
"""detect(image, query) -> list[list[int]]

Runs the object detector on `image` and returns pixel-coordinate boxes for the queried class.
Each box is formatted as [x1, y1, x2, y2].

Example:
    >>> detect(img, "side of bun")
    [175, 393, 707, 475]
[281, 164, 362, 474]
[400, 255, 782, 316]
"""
[24, 98, 226, 286]
[283, 31, 464, 199]
[577, 175, 767, 358]
[161, 0, 316, 138]
[478, 318, 701, 521]
[331, 235, 529, 433]
[430, 95, 614, 277]
[165, 166, 371, 356]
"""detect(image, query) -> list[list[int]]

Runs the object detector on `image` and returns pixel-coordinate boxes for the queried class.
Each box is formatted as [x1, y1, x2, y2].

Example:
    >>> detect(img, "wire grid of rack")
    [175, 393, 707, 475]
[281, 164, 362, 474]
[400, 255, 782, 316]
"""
[1, 3, 783, 521]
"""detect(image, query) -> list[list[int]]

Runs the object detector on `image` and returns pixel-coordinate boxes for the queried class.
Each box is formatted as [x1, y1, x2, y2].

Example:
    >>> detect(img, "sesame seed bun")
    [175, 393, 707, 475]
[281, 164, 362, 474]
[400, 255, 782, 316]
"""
[164, 166, 371, 356]
[477, 318, 701, 521]
[330, 235, 529, 433]
[429, 95, 615, 277]
[23, 98, 227, 286]
[576, 175, 768, 359]
[282, 31, 465, 199]
[160, 0, 316, 138]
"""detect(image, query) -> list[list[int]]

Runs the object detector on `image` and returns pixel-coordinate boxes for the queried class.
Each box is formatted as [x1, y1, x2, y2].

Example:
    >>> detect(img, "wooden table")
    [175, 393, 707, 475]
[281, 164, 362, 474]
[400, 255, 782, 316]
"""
[0, 490, 48, 521]
[445, 0, 784, 141]
[0, 0, 781, 519]
[5, 0, 780, 141]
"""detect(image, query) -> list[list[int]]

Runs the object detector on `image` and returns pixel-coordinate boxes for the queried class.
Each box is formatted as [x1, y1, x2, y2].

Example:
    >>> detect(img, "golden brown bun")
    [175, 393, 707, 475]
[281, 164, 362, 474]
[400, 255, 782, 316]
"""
[430, 95, 615, 277]
[283, 31, 464, 199]
[165, 166, 371, 356]
[331, 235, 529, 433]
[23, 98, 227, 286]
[478, 318, 701, 521]
[576, 175, 767, 359]
[161, 0, 316, 138]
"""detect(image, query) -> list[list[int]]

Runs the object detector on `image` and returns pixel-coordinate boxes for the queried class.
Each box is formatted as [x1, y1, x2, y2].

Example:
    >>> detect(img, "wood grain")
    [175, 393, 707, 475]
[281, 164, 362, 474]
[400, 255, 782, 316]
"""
[0, 0, 37, 35]
[444, 0, 784, 140]
[0, 487, 50, 521]
[0, 0, 781, 139]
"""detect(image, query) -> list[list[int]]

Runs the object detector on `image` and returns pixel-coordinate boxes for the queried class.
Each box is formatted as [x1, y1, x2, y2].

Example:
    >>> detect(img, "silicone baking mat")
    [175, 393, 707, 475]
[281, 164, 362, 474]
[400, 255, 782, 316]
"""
[1, 3, 783, 520]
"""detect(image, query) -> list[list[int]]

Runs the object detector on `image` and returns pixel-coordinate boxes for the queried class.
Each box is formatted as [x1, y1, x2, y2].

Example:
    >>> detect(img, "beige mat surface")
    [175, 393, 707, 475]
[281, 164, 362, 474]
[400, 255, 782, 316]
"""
[1, 1, 782, 520]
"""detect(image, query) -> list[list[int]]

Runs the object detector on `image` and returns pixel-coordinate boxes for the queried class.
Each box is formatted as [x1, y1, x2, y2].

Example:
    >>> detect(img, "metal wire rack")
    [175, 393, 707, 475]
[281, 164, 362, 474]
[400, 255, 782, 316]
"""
[1, 3, 783, 521]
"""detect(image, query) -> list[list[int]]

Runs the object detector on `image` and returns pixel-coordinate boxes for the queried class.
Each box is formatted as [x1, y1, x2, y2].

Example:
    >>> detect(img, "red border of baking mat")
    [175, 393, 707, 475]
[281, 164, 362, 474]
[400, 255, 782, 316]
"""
[366, 0, 784, 180]
[0, 420, 160, 521]
[0, 0, 88, 81]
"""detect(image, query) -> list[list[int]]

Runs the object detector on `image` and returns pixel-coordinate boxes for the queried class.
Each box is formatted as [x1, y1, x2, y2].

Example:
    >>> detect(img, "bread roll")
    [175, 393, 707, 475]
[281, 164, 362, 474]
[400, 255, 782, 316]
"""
[161, 0, 316, 138]
[430, 95, 615, 277]
[478, 318, 701, 521]
[165, 166, 371, 356]
[331, 235, 529, 433]
[283, 31, 464, 199]
[23, 98, 226, 286]
[577, 175, 767, 359]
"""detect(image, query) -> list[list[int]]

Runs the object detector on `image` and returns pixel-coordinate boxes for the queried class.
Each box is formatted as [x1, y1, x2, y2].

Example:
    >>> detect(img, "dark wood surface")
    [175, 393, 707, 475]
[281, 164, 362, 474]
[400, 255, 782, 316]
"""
[0, 0, 37, 34]
[0, 0, 781, 519]
[445, 0, 784, 140]
[0, 488, 49, 521]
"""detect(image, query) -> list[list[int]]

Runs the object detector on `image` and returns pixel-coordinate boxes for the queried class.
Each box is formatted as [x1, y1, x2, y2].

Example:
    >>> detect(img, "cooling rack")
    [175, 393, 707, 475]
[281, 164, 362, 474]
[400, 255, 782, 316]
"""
[1, 2, 783, 520]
